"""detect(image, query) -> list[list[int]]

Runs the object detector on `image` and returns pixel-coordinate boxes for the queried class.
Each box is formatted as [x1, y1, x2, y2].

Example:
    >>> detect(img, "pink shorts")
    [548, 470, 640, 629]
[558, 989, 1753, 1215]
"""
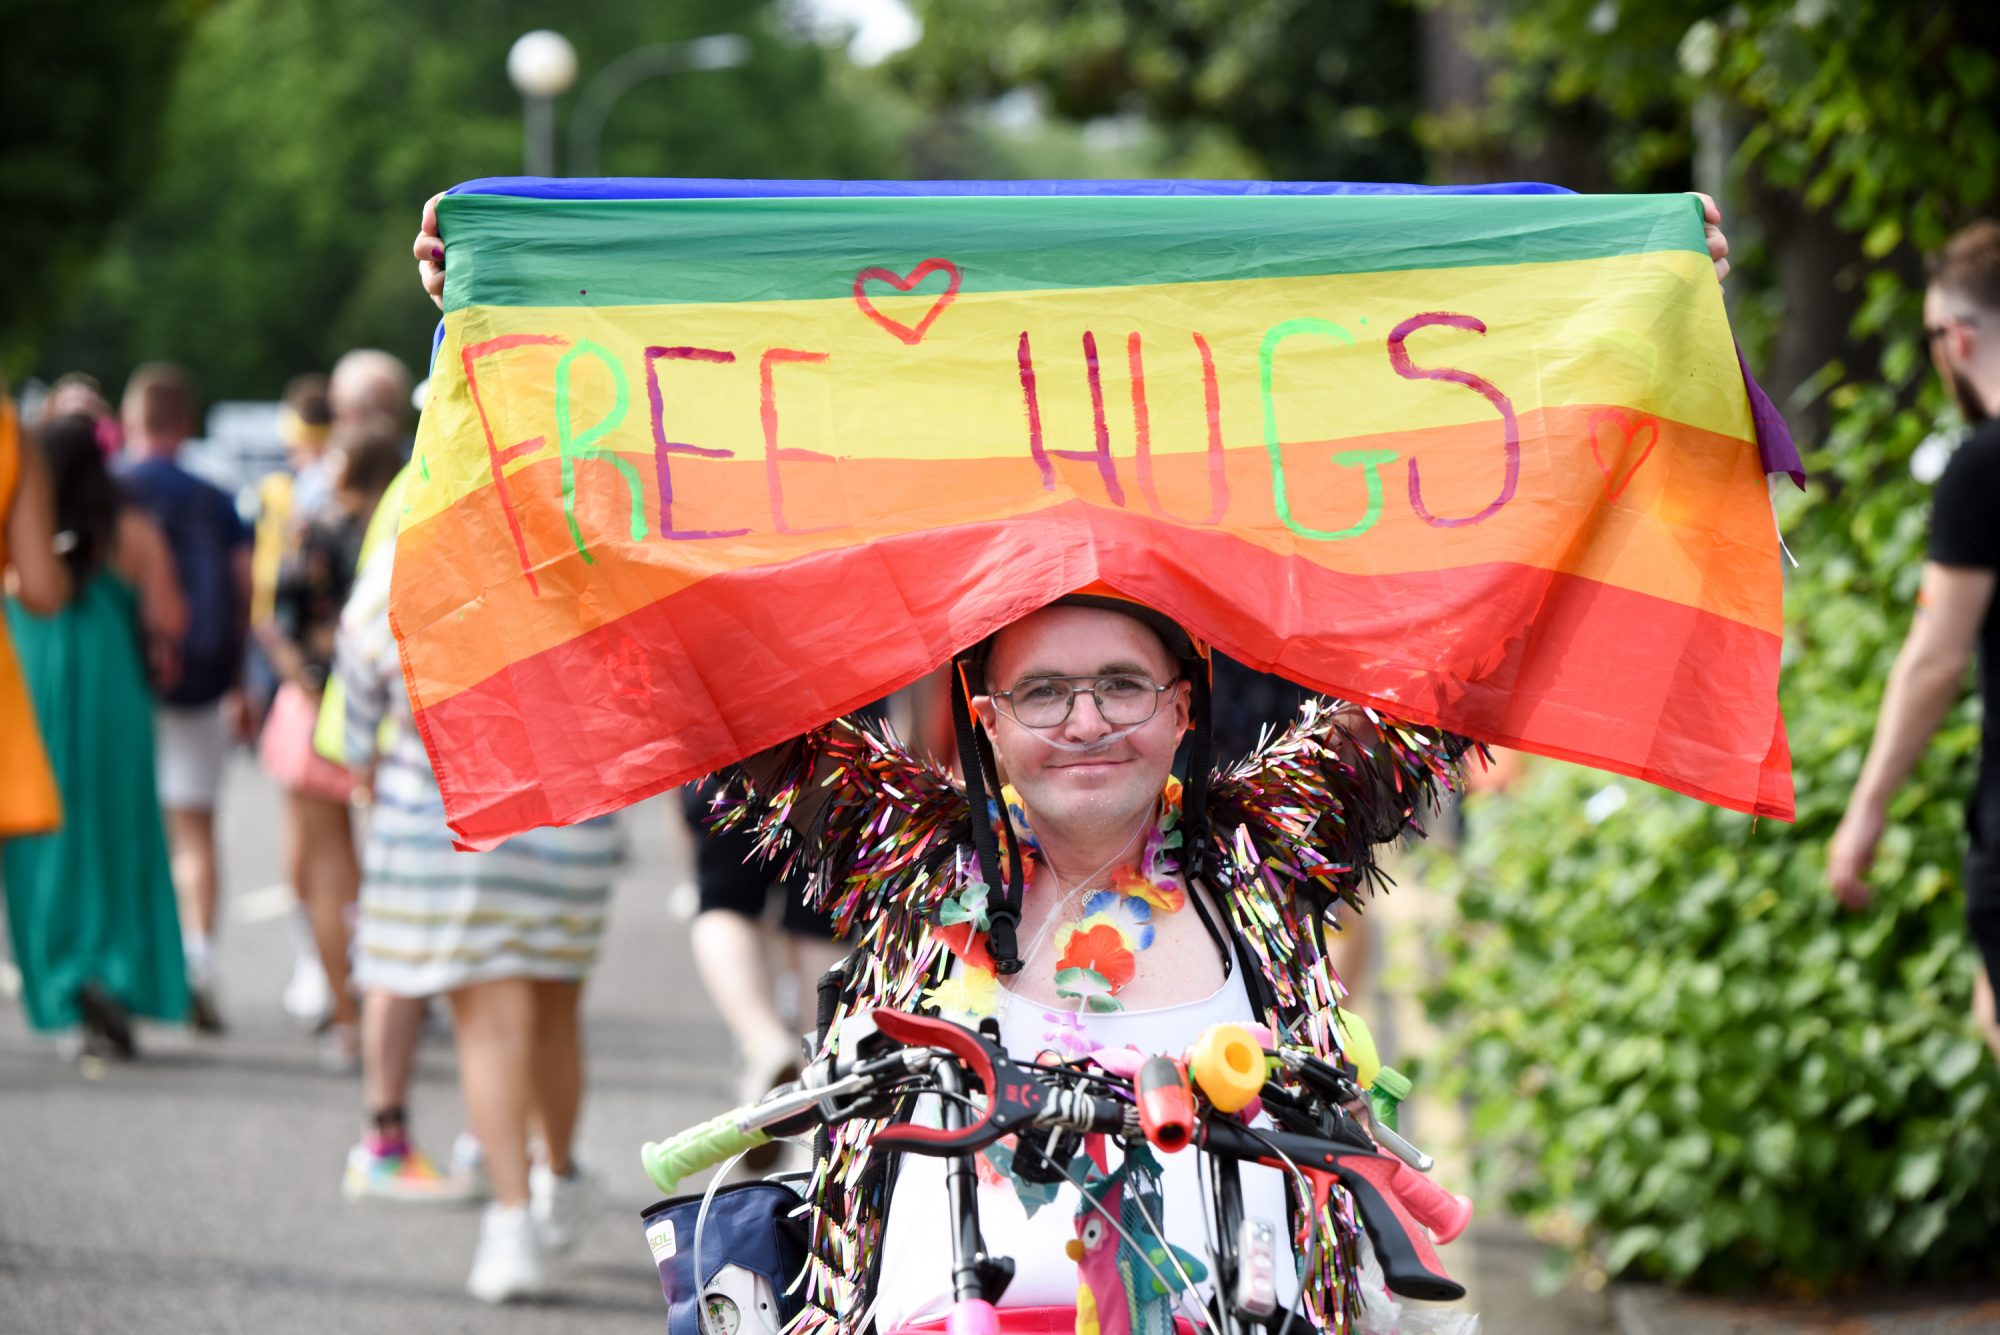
[259, 682, 353, 802]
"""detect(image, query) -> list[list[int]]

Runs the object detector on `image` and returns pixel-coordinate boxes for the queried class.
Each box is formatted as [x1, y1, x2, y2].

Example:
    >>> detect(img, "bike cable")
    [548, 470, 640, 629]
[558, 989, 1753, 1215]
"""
[691, 1145, 759, 1335]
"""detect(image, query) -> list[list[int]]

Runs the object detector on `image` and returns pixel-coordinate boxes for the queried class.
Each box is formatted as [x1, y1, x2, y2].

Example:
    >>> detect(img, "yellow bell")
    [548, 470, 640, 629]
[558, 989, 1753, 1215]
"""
[1187, 1023, 1266, 1113]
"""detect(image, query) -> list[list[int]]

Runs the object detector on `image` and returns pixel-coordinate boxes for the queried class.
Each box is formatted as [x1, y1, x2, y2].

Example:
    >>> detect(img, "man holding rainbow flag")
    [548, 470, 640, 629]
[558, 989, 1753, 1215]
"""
[402, 179, 1788, 1323]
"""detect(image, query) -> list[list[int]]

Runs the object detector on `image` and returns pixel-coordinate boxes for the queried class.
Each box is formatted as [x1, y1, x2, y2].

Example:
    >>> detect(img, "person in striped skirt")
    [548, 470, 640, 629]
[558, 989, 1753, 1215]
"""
[335, 520, 624, 1303]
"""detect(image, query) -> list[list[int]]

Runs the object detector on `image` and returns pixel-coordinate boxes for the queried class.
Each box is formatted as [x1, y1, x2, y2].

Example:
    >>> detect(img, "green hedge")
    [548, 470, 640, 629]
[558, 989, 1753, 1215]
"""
[1426, 388, 2000, 1288]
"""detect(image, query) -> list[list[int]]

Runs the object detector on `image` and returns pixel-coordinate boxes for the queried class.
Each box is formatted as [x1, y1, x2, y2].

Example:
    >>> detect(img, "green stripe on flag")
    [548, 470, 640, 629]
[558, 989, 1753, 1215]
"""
[440, 192, 1708, 312]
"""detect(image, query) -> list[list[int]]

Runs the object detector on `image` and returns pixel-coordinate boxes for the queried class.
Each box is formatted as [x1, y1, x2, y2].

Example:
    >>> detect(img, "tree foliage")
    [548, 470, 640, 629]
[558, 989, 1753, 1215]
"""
[1424, 0, 2000, 1290]
[33, 0, 905, 400]
[1451, 0, 1999, 240]
[1429, 394, 2000, 1287]
[0, 0, 201, 376]
[894, 0, 1425, 181]
[1442, 0, 2000, 381]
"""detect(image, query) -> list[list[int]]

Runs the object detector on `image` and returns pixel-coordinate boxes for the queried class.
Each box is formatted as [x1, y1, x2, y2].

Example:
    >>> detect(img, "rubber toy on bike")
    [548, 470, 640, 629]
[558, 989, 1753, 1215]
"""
[1134, 1057, 1195, 1153]
[1186, 1023, 1265, 1113]
[1069, 1145, 1206, 1335]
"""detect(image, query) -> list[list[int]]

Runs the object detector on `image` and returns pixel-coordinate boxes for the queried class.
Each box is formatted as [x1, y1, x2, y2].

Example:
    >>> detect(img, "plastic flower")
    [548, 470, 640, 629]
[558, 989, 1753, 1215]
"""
[1055, 920, 1137, 992]
[933, 903, 995, 971]
[937, 881, 990, 930]
[1081, 889, 1155, 950]
[923, 965, 1000, 1023]
[1039, 1008, 1100, 1060]
[1111, 864, 1184, 916]
[1054, 967, 1123, 1013]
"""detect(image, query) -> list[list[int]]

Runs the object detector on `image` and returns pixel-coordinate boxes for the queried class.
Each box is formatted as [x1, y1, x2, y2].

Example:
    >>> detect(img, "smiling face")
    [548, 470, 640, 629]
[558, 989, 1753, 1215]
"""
[975, 606, 1190, 844]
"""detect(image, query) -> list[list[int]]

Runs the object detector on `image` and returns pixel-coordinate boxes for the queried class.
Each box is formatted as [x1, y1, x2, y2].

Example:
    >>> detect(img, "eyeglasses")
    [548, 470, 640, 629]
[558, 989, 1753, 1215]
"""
[1926, 314, 1980, 342]
[991, 674, 1177, 729]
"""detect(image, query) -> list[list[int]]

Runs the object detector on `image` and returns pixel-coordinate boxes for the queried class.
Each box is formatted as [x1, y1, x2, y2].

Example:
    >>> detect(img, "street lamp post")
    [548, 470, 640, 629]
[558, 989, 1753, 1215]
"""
[508, 30, 578, 176]
[566, 34, 750, 179]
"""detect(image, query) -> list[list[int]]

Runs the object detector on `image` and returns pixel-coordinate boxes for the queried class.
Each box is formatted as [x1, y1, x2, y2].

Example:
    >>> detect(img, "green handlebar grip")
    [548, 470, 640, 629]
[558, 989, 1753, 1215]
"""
[641, 1111, 773, 1194]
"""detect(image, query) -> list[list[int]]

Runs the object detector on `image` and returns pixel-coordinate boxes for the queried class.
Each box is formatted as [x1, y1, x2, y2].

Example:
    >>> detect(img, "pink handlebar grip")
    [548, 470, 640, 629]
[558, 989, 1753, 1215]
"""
[1385, 1160, 1473, 1245]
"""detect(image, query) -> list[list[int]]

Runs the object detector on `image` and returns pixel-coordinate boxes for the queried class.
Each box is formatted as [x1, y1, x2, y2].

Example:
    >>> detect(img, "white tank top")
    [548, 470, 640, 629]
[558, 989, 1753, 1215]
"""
[874, 957, 1300, 1328]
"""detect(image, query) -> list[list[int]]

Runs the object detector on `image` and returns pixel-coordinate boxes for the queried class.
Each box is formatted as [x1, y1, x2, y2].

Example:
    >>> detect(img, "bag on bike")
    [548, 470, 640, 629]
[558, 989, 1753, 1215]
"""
[642, 1179, 809, 1335]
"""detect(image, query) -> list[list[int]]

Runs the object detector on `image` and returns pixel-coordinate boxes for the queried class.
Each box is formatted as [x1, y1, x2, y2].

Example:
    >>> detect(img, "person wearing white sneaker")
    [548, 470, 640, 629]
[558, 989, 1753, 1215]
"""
[466, 1201, 547, 1304]
[332, 523, 623, 1304]
[530, 1158, 597, 1255]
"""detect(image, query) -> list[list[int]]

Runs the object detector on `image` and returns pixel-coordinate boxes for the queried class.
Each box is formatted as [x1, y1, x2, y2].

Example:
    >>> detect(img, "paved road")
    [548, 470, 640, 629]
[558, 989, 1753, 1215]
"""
[0, 756, 1606, 1334]
[0, 757, 724, 1333]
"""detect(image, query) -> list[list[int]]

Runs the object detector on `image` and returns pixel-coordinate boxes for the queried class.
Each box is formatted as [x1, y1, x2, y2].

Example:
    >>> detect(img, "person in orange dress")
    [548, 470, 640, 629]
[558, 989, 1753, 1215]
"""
[0, 391, 67, 841]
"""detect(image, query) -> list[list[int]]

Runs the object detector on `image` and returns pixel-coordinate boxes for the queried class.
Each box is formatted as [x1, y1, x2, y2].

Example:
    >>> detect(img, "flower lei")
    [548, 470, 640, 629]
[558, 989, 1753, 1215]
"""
[924, 778, 1189, 1025]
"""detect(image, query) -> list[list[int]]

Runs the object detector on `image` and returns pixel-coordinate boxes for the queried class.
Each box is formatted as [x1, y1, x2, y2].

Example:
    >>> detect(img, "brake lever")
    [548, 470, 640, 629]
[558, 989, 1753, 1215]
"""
[869, 1009, 1055, 1155]
[1202, 1119, 1465, 1302]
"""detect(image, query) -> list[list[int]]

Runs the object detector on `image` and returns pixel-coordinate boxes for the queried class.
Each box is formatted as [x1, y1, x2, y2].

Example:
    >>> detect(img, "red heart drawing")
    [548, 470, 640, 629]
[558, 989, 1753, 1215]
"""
[1589, 410, 1660, 501]
[853, 258, 962, 345]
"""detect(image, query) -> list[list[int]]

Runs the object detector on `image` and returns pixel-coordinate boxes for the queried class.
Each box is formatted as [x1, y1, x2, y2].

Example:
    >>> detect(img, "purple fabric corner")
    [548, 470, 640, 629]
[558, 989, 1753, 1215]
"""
[1736, 342, 1804, 489]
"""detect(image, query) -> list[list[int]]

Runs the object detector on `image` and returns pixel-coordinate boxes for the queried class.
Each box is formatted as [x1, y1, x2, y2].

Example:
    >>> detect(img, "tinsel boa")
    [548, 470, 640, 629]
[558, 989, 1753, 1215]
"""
[710, 699, 1474, 1334]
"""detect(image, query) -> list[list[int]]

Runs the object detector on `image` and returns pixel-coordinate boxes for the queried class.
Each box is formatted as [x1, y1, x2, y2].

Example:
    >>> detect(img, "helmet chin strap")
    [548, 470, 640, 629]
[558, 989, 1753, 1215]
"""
[951, 657, 1026, 973]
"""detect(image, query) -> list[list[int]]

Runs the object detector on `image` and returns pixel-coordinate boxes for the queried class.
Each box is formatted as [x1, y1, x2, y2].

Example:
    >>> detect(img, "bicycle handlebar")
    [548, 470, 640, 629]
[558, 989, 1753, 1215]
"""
[641, 1009, 1470, 1303]
[640, 1075, 867, 1193]
[641, 1106, 773, 1194]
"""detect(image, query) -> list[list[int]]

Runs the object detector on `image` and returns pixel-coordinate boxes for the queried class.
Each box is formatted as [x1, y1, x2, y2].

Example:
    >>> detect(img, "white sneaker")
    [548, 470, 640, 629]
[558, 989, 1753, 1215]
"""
[282, 947, 331, 1029]
[529, 1159, 597, 1256]
[448, 1132, 492, 1202]
[466, 1202, 546, 1304]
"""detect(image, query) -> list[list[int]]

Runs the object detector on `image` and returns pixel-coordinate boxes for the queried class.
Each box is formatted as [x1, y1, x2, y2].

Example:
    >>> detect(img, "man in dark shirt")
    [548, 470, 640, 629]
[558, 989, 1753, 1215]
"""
[118, 364, 253, 1031]
[1830, 220, 2000, 1064]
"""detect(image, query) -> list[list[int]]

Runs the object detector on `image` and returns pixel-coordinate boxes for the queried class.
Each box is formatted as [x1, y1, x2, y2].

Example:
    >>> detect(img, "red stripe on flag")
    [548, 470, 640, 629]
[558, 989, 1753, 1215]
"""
[410, 505, 1790, 849]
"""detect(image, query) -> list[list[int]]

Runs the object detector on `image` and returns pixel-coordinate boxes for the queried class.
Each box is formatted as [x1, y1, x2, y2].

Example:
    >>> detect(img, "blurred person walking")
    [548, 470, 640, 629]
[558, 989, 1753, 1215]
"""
[0, 392, 66, 841]
[4, 415, 190, 1058]
[35, 371, 120, 457]
[335, 520, 623, 1303]
[684, 798, 847, 1108]
[269, 350, 415, 1042]
[327, 349, 414, 447]
[248, 374, 334, 731]
[683, 700, 900, 1112]
[322, 454, 480, 1202]
[249, 373, 340, 1028]
[256, 417, 402, 1071]
[1830, 219, 2000, 1064]
[117, 363, 252, 1033]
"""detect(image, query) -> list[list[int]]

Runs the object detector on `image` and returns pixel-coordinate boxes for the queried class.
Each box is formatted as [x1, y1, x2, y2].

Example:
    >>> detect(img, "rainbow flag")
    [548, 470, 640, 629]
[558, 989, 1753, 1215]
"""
[395, 178, 1794, 850]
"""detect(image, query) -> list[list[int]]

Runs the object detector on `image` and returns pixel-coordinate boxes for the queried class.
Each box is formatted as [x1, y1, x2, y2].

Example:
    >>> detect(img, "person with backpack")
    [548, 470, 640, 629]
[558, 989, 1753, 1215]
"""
[117, 363, 253, 1033]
